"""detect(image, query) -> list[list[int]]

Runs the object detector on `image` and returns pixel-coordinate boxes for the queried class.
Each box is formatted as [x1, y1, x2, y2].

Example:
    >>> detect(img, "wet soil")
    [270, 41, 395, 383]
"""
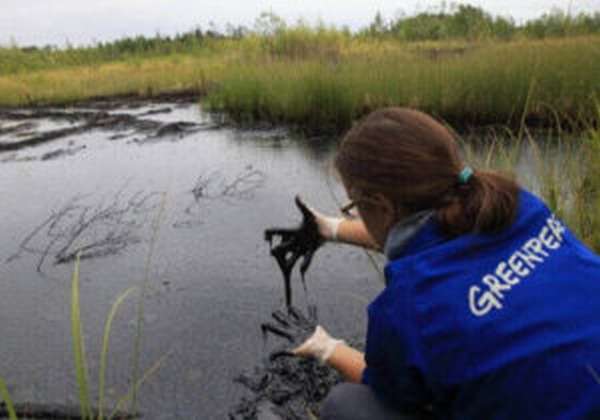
[0, 106, 210, 153]
[0, 402, 138, 419]
[229, 207, 355, 419]
[229, 306, 344, 420]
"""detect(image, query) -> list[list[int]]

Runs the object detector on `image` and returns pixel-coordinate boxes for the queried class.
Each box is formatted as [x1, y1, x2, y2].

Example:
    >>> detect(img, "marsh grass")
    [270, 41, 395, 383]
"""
[71, 255, 143, 420]
[0, 33, 221, 75]
[461, 107, 600, 253]
[0, 227, 167, 420]
[572, 113, 600, 250]
[206, 36, 600, 133]
[0, 258, 140, 420]
[98, 287, 136, 420]
[129, 192, 167, 414]
[0, 377, 18, 420]
[0, 53, 230, 106]
[71, 255, 93, 419]
[0, 21, 597, 132]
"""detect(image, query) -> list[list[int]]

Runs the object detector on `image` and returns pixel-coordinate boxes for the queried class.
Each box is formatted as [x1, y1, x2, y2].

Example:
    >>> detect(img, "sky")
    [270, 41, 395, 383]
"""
[1, 0, 599, 47]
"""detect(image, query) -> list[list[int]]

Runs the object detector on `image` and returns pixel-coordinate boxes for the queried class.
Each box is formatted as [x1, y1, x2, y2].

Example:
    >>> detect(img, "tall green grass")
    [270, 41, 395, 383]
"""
[0, 193, 168, 420]
[71, 255, 142, 420]
[0, 5, 598, 126]
[0, 32, 222, 75]
[461, 106, 600, 253]
[71, 255, 93, 419]
[0, 53, 229, 106]
[2, 4, 598, 78]
[206, 36, 599, 133]
[129, 192, 167, 414]
[0, 253, 167, 420]
[0, 377, 18, 420]
[572, 110, 600, 250]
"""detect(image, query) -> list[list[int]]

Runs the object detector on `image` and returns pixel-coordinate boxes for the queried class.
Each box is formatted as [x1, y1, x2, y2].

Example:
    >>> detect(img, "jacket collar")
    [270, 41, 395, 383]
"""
[383, 210, 435, 261]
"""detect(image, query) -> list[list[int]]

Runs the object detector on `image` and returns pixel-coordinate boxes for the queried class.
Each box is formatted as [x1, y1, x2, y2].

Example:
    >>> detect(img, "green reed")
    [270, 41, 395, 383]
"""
[461, 106, 600, 253]
[0, 377, 18, 420]
[206, 36, 599, 134]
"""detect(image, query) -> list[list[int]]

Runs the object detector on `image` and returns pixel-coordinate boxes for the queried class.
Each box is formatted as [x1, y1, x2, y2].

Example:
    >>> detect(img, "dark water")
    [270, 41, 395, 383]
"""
[0, 101, 383, 419]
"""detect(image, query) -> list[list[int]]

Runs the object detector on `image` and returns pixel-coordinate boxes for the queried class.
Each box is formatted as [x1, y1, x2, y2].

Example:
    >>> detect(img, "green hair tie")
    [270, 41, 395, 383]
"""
[458, 166, 474, 184]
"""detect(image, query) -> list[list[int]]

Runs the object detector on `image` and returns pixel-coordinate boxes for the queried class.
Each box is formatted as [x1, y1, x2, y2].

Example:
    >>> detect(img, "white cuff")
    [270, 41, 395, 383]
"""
[309, 326, 345, 363]
[320, 338, 345, 363]
[323, 217, 343, 241]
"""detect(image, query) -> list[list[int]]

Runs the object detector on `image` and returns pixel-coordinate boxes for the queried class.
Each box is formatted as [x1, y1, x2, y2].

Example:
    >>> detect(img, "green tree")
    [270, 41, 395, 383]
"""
[254, 11, 287, 36]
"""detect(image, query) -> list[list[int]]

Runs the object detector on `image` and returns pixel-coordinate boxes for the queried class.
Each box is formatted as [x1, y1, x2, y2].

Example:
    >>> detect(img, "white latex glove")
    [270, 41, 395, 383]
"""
[292, 325, 345, 363]
[302, 200, 344, 242]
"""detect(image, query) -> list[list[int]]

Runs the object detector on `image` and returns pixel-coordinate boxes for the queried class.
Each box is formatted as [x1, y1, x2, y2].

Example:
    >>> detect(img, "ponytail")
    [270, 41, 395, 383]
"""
[436, 169, 520, 236]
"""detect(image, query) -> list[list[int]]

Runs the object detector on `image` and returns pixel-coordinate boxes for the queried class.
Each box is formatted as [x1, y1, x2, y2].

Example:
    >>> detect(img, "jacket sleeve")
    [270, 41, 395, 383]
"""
[361, 300, 433, 411]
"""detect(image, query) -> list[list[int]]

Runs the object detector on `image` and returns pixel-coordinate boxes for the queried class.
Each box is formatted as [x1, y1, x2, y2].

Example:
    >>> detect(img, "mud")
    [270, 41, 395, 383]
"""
[154, 121, 199, 138]
[229, 206, 341, 419]
[0, 402, 138, 419]
[0, 121, 38, 136]
[0, 100, 212, 154]
[0, 124, 87, 152]
[40, 145, 87, 161]
[230, 306, 342, 420]
[264, 197, 324, 307]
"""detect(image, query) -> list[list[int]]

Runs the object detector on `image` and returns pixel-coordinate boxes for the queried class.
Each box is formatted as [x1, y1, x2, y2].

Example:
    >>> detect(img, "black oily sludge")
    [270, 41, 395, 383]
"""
[229, 305, 342, 420]
[264, 196, 324, 307]
[0, 402, 138, 419]
[0, 104, 206, 153]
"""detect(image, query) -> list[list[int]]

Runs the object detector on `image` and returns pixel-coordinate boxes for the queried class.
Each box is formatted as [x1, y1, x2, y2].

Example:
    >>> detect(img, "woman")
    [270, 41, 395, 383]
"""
[291, 108, 600, 419]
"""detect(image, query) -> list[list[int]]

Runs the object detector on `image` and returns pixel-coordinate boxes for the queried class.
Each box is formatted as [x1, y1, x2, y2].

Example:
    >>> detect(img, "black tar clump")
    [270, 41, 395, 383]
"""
[229, 306, 342, 420]
[264, 196, 324, 307]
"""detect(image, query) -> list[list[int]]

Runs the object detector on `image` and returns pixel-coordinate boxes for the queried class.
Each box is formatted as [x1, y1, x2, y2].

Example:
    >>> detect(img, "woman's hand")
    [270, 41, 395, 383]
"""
[292, 325, 345, 363]
[299, 197, 380, 250]
[293, 325, 366, 383]
[300, 198, 344, 242]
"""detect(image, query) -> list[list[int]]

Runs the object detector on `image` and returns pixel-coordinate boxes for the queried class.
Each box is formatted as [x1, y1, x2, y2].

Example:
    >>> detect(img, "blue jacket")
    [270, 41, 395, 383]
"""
[362, 189, 600, 419]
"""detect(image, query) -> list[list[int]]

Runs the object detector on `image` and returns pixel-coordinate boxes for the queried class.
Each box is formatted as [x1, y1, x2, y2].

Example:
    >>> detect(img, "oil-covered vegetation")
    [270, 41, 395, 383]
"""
[0, 4, 598, 133]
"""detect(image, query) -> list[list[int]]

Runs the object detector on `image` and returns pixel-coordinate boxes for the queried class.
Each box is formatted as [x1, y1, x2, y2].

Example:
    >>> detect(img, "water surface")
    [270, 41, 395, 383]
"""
[0, 101, 383, 419]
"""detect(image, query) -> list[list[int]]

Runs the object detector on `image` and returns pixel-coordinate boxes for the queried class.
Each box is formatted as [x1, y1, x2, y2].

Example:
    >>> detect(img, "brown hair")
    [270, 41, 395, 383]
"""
[334, 107, 519, 236]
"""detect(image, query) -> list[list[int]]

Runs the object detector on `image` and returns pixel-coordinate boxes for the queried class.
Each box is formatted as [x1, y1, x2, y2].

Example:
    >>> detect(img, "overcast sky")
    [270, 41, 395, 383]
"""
[1, 0, 599, 47]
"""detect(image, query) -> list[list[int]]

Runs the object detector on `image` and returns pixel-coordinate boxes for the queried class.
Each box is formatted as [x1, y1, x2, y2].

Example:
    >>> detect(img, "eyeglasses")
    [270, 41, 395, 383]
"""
[340, 200, 358, 216]
[340, 193, 389, 216]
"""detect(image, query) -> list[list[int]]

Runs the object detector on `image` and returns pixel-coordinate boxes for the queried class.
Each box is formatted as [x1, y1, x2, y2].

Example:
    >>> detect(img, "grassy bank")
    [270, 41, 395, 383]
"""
[0, 5, 598, 132]
[205, 35, 599, 133]
[0, 51, 233, 107]
[1, 35, 598, 133]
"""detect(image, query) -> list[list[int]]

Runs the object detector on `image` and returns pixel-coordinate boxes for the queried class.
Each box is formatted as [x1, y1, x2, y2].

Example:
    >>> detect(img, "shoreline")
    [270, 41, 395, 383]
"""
[0, 92, 594, 140]
[1, 35, 598, 136]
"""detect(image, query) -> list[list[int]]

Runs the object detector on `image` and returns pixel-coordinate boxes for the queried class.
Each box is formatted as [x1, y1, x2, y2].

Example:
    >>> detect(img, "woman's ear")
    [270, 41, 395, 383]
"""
[372, 193, 397, 232]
